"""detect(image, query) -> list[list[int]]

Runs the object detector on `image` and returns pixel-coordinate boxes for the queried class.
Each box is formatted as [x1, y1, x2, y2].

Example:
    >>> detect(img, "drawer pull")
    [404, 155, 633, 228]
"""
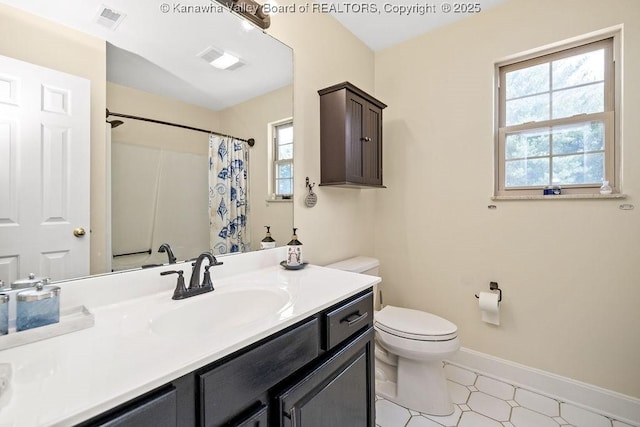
[341, 311, 368, 327]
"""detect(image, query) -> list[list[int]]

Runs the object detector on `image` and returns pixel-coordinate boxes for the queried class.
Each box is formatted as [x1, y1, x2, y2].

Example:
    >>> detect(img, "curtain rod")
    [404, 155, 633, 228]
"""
[105, 109, 255, 147]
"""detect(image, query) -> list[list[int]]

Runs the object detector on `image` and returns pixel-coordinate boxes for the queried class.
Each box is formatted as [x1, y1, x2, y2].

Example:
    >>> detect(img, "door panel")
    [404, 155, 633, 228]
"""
[277, 328, 375, 427]
[0, 54, 90, 282]
[346, 93, 364, 183]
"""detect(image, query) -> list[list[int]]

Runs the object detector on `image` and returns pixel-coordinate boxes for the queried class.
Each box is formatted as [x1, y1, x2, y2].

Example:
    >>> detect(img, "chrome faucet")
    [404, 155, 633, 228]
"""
[158, 243, 177, 264]
[161, 251, 223, 300]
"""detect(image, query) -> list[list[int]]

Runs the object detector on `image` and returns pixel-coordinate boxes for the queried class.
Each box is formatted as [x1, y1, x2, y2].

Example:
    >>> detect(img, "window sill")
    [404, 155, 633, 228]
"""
[492, 193, 627, 201]
[266, 198, 293, 203]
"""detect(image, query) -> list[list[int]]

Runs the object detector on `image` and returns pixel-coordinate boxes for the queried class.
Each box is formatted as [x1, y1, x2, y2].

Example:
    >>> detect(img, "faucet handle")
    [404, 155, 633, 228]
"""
[202, 265, 214, 291]
[161, 270, 188, 300]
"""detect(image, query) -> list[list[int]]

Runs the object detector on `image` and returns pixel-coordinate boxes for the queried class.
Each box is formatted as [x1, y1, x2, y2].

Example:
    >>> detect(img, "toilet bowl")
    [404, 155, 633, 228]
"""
[375, 305, 460, 415]
[325, 256, 460, 416]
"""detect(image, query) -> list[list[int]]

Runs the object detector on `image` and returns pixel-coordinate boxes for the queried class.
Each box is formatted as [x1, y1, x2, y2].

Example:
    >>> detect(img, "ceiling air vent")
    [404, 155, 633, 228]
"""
[95, 5, 126, 30]
[197, 47, 245, 71]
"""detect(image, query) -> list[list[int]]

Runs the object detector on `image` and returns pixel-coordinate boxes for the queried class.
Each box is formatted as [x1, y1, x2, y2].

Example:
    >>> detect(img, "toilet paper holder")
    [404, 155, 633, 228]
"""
[475, 282, 502, 303]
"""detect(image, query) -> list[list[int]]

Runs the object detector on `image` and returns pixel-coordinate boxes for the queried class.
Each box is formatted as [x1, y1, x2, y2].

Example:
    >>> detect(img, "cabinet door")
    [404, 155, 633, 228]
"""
[199, 318, 319, 426]
[88, 387, 178, 427]
[345, 92, 366, 184]
[345, 92, 383, 186]
[235, 404, 268, 426]
[276, 328, 375, 427]
[362, 102, 383, 186]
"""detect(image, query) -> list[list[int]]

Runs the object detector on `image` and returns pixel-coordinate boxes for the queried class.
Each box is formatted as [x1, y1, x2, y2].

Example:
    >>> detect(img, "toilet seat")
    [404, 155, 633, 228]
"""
[375, 305, 457, 341]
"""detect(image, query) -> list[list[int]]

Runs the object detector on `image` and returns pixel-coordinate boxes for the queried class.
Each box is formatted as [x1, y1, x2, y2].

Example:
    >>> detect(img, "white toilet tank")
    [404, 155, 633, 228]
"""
[325, 256, 379, 275]
[325, 256, 381, 308]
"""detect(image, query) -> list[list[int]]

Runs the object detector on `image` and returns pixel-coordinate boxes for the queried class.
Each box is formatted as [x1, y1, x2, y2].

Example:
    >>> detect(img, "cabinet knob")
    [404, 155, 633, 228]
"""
[360, 137, 372, 142]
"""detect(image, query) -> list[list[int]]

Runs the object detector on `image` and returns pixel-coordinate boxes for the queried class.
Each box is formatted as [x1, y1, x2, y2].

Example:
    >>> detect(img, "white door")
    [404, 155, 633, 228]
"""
[0, 54, 90, 283]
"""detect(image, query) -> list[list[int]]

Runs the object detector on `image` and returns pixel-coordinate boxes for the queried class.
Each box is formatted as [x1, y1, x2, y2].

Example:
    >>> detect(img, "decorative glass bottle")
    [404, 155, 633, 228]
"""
[600, 180, 612, 195]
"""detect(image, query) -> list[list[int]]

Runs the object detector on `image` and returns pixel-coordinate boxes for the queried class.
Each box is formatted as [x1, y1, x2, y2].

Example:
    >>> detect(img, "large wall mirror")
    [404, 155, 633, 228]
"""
[0, 0, 293, 284]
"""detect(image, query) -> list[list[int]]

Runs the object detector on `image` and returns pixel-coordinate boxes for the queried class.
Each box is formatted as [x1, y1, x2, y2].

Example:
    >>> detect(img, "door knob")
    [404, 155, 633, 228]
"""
[73, 227, 86, 237]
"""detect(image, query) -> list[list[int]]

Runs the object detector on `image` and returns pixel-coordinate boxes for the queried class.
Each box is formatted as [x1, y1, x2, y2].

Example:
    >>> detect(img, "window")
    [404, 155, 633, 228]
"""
[271, 120, 293, 199]
[495, 36, 618, 196]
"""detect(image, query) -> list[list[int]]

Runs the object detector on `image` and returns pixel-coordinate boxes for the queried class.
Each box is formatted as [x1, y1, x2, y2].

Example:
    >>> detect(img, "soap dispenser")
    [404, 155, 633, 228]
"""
[16, 279, 60, 331]
[260, 226, 276, 250]
[286, 228, 303, 267]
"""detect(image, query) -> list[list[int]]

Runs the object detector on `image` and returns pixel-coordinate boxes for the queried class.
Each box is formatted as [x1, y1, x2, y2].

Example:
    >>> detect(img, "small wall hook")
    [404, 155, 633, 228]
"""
[475, 281, 502, 303]
[305, 177, 315, 192]
[304, 177, 317, 208]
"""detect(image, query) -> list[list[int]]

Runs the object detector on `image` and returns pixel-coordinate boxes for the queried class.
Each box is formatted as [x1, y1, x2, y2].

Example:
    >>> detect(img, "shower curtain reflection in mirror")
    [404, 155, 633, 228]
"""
[209, 134, 251, 254]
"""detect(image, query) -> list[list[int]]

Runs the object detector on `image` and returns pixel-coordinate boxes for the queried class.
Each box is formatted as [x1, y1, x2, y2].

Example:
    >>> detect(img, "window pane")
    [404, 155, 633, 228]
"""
[552, 153, 604, 185]
[552, 121, 605, 155]
[277, 163, 292, 179]
[505, 94, 549, 126]
[278, 143, 293, 160]
[277, 178, 292, 195]
[552, 83, 604, 119]
[277, 125, 293, 144]
[505, 130, 550, 160]
[552, 49, 604, 90]
[505, 63, 549, 99]
[505, 158, 549, 187]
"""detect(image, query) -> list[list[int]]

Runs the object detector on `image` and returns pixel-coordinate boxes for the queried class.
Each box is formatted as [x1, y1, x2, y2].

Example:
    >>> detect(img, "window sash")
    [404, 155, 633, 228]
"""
[497, 112, 614, 195]
[495, 36, 616, 196]
[271, 120, 294, 198]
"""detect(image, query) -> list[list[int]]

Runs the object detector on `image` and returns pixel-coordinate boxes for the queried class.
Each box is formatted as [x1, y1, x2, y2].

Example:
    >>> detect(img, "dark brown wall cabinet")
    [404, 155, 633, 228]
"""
[319, 82, 387, 188]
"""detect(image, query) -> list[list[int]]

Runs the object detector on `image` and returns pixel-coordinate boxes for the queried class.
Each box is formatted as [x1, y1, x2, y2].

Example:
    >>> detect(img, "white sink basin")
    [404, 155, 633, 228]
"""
[150, 286, 292, 338]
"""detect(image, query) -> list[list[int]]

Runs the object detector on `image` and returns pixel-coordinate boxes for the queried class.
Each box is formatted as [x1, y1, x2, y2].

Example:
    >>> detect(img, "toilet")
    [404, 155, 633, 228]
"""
[325, 256, 460, 416]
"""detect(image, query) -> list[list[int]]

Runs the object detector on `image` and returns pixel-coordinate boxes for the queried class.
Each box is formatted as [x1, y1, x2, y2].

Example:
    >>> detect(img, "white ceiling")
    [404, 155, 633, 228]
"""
[0, 0, 292, 111]
[0, 0, 510, 110]
[324, 0, 510, 51]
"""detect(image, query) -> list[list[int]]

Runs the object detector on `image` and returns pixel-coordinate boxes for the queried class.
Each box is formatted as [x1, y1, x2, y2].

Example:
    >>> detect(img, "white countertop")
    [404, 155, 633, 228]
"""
[0, 249, 380, 426]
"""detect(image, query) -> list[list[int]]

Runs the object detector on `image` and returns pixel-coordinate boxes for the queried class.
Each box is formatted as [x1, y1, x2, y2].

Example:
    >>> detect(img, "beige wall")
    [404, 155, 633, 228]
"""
[0, 4, 107, 274]
[217, 85, 294, 250]
[107, 82, 219, 155]
[374, 0, 640, 397]
[269, 3, 378, 265]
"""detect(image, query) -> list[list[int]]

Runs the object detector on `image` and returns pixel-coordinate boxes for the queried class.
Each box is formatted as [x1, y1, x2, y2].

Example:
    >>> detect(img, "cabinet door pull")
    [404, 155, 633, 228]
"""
[360, 136, 372, 142]
[341, 311, 368, 327]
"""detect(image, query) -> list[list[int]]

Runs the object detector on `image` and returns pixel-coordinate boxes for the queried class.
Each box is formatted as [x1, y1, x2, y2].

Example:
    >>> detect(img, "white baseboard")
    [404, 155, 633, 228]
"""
[447, 347, 640, 426]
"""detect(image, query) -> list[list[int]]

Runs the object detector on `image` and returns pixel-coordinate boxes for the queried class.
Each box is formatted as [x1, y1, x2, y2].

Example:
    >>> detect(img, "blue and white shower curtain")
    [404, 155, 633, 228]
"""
[208, 134, 250, 254]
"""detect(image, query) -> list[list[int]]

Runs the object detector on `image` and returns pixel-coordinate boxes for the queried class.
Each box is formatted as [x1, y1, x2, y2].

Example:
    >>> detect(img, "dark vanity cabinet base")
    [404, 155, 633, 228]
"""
[276, 328, 375, 427]
[76, 289, 374, 427]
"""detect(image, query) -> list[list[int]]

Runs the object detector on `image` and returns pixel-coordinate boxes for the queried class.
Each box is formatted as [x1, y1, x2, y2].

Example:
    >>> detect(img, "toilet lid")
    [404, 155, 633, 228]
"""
[375, 306, 457, 341]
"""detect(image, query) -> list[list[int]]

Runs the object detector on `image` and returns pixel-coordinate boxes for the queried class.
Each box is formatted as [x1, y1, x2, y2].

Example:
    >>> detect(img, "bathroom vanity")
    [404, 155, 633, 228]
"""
[0, 248, 380, 426]
[79, 290, 374, 426]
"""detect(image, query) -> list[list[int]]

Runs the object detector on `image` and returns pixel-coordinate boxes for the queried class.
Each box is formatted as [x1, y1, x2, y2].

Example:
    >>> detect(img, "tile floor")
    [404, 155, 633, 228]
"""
[375, 362, 636, 427]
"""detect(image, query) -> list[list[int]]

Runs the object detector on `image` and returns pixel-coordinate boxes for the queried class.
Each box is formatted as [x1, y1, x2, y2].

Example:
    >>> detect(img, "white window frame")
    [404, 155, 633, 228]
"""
[267, 118, 293, 201]
[494, 32, 621, 197]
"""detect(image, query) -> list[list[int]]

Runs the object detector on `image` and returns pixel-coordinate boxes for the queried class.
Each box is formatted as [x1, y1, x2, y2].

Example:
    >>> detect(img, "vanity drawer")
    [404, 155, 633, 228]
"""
[198, 318, 319, 426]
[323, 290, 373, 351]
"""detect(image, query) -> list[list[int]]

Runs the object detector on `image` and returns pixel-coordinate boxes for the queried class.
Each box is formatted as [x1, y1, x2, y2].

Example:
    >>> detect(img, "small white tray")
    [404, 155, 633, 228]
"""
[0, 306, 94, 351]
